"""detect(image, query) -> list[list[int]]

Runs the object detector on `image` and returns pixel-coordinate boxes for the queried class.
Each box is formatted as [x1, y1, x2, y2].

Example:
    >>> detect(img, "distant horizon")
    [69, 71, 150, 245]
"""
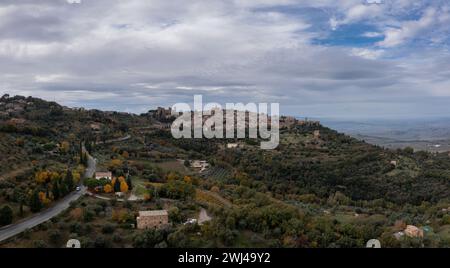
[6, 92, 450, 123]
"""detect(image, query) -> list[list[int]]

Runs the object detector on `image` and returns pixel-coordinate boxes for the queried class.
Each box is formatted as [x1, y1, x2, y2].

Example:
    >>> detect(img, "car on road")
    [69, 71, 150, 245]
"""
[76, 186, 81, 191]
[184, 218, 197, 225]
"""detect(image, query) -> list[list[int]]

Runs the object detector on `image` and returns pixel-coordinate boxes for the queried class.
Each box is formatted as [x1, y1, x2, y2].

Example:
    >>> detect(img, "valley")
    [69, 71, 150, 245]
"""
[0, 95, 449, 248]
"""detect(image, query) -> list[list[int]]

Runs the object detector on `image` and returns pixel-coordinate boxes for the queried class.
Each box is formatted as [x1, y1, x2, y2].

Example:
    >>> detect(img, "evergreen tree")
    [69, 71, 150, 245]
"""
[79, 141, 83, 159]
[52, 181, 61, 200]
[123, 161, 129, 174]
[60, 182, 69, 196]
[29, 191, 42, 213]
[19, 200, 24, 216]
[83, 152, 88, 166]
[0, 205, 13, 226]
[126, 176, 133, 190]
[114, 178, 121, 193]
[64, 170, 74, 191]
[86, 140, 93, 153]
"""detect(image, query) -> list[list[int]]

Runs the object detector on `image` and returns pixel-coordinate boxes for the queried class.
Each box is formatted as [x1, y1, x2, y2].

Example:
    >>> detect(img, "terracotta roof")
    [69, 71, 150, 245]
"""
[95, 172, 112, 177]
[139, 210, 168, 217]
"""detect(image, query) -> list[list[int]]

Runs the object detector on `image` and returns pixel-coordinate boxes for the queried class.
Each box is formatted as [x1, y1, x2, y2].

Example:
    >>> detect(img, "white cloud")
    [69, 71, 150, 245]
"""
[34, 74, 68, 83]
[377, 8, 437, 47]
[329, 3, 383, 29]
[362, 32, 383, 38]
[351, 48, 384, 60]
[0, 0, 449, 118]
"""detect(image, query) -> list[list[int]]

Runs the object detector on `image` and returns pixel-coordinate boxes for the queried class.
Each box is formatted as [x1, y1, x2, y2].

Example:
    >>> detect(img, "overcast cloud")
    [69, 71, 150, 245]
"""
[1, 0, 450, 118]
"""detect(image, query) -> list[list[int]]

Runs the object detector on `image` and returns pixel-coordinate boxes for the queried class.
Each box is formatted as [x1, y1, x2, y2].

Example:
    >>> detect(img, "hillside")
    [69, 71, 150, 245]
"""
[1, 95, 449, 248]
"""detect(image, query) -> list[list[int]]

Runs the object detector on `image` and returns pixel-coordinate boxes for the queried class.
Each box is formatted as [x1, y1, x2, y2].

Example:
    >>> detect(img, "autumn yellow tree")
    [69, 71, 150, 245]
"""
[50, 171, 60, 181]
[112, 209, 129, 223]
[38, 191, 51, 206]
[143, 193, 152, 202]
[183, 175, 193, 184]
[167, 172, 179, 181]
[35, 171, 50, 184]
[120, 181, 129, 193]
[210, 186, 220, 193]
[72, 171, 81, 185]
[109, 159, 123, 170]
[104, 184, 113, 193]
[60, 141, 70, 154]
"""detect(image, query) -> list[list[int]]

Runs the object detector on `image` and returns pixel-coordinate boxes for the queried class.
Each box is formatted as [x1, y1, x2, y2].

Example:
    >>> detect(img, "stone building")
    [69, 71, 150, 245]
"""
[313, 130, 320, 139]
[95, 171, 112, 180]
[136, 210, 169, 229]
[404, 225, 424, 238]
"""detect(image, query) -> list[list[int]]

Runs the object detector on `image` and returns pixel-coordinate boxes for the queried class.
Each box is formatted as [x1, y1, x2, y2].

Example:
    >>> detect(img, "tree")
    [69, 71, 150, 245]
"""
[123, 161, 129, 174]
[29, 191, 43, 213]
[104, 184, 113, 193]
[84, 178, 101, 189]
[85, 140, 93, 154]
[126, 176, 133, 190]
[60, 141, 70, 154]
[35, 171, 50, 184]
[83, 152, 89, 166]
[113, 178, 121, 193]
[160, 180, 195, 200]
[19, 200, 24, 216]
[166, 172, 180, 181]
[79, 141, 84, 163]
[183, 176, 193, 184]
[39, 191, 51, 206]
[211, 186, 220, 193]
[109, 159, 123, 172]
[120, 181, 129, 193]
[64, 170, 74, 191]
[133, 229, 164, 248]
[48, 230, 62, 245]
[0, 206, 13, 226]
[52, 181, 61, 200]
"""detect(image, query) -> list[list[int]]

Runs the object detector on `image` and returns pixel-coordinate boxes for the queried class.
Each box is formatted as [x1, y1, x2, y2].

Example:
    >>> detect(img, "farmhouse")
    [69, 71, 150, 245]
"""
[404, 225, 424, 238]
[313, 130, 320, 139]
[136, 210, 169, 229]
[95, 171, 112, 180]
[90, 123, 102, 131]
[191, 160, 209, 172]
[227, 143, 239, 149]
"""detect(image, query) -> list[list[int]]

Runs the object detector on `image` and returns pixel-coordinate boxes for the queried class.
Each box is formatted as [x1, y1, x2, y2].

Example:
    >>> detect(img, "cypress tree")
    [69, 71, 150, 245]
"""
[114, 178, 121, 193]
[0, 206, 13, 226]
[126, 176, 133, 190]
[29, 191, 42, 213]
[52, 181, 61, 200]
[79, 141, 84, 164]
[19, 200, 24, 216]
[64, 170, 74, 191]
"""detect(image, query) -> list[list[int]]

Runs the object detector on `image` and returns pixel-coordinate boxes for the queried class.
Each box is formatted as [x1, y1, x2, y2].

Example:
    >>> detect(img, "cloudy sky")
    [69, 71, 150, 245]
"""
[1, 0, 450, 118]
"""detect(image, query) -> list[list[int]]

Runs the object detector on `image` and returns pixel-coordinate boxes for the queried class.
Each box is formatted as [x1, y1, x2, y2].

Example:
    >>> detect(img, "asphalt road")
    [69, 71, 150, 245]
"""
[0, 150, 96, 243]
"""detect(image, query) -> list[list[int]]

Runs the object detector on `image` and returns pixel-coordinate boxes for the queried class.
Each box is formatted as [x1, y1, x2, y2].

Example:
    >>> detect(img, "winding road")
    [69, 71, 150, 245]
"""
[0, 149, 96, 243]
[97, 135, 131, 145]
